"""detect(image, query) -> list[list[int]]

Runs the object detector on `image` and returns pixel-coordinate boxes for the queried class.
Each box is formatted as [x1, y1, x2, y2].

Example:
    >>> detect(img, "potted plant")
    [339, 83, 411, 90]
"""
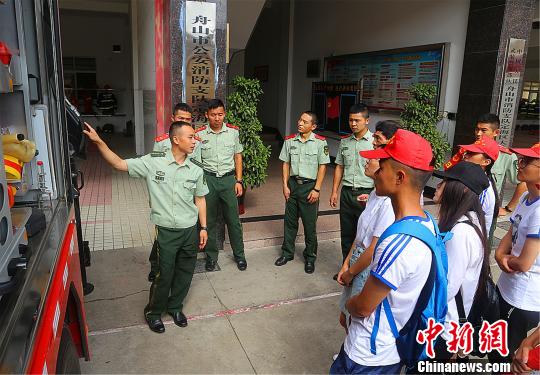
[400, 83, 450, 170]
[226, 76, 271, 214]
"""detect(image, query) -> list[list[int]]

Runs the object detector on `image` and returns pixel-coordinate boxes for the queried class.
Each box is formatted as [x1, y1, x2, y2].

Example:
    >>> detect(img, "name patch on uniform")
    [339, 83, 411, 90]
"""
[342, 146, 349, 151]
[155, 175, 164, 181]
[151, 151, 165, 157]
[324, 146, 329, 155]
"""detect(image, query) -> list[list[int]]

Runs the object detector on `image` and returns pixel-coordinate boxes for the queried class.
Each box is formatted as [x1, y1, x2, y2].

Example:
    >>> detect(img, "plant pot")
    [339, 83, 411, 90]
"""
[238, 190, 246, 215]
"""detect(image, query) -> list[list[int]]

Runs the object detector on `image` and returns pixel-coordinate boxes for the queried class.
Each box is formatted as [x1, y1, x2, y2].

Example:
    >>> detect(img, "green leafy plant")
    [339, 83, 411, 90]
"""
[226, 76, 271, 189]
[400, 83, 450, 169]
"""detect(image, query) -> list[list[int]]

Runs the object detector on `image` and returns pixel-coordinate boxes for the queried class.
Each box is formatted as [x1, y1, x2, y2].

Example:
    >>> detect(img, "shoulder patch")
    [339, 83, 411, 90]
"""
[226, 123, 239, 130]
[340, 134, 351, 139]
[150, 151, 166, 157]
[314, 133, 326, 141]
[498, 144, 512, 154]
[195, 126, 207, 133]
[154, 133, 169, 142]
[284, 133, 297, 140]
[189, 158, 204, 169]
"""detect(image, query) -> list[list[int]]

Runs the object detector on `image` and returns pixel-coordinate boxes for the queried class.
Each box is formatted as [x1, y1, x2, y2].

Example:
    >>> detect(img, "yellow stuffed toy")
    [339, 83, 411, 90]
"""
[2, 134, 37, 180]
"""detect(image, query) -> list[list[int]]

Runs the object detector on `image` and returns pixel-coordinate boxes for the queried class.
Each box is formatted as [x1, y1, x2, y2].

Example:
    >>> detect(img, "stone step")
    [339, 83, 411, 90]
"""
[223, 214, 340, 250]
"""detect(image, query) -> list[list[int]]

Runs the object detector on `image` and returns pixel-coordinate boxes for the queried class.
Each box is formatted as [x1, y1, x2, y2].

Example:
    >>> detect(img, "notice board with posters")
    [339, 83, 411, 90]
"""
[323, 44, 445, 112]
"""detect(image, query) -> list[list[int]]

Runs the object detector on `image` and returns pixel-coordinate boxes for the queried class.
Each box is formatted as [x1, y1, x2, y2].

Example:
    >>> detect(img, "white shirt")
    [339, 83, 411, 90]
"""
[355, 191, 395, 250]
[442, 213, 484, 340]
[344, 215, 435, 366]
[497, 192, 540, 311]
[480, 180, 496, 232]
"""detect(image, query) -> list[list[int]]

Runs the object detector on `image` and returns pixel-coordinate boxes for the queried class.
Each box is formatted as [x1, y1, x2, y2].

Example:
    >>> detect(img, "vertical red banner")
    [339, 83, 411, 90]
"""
[154, 0, 171, 136]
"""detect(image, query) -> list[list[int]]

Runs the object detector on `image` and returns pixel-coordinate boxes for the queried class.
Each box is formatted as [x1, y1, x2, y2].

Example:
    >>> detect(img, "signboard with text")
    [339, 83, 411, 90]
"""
[185, 1, 217, 124]
[325, 45, 444, 111]
[497, 38, 526, 147]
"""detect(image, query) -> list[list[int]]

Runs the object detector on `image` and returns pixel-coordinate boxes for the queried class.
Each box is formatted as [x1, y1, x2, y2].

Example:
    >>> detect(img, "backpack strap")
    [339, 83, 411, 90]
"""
[374, 216, 439, 253]
[370, 304, 383, 355]
[370, 299, 399, 355]
[370, 216, 444, 355]
[383, 298, 399, 338]
[380, 250, 437, 338]
[452, 218, 485, 325]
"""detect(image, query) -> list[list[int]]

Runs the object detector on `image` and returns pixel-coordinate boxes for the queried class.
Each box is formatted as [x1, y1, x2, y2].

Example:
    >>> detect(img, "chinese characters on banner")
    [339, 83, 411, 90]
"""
[497, 38, 526, 147]
[185, 1, 217, 124]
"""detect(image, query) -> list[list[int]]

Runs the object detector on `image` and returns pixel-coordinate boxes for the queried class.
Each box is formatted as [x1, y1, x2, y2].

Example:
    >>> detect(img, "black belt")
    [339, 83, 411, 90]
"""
[342, 186, 372, 193]
[290, 176, 315, 185]
[204, 170, 235, 177]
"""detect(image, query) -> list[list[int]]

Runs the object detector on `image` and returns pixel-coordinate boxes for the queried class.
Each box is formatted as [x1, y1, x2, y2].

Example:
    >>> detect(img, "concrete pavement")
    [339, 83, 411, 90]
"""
[81, 239, 346, 374]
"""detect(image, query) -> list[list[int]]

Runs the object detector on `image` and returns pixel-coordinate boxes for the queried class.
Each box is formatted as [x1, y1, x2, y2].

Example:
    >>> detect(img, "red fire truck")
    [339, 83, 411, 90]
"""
[0, 0, 91, 373]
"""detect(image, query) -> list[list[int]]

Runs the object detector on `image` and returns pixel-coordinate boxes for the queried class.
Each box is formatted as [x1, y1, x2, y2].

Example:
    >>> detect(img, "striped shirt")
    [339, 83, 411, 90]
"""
[344, 215, 436, 366]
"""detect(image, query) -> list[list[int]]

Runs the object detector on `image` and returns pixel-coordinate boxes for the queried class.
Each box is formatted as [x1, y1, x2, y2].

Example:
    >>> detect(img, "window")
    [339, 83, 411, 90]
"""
[519, 81, 539, 115]
[62, 56, 97, 109]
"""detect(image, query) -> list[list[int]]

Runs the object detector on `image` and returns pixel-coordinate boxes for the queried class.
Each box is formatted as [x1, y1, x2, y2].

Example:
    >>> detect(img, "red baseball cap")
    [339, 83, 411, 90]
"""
[459, 135, 499, 162]
[360, 129, 434, 171]
[511, 143, 540, 158]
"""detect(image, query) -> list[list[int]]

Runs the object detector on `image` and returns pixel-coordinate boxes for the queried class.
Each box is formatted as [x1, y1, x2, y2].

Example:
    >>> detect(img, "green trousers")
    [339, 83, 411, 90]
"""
[149, 239, 158, 274]
[339, 186, 372, 261]
[281, 178, 319, 262]
[205, 174, 245, 262]
[145, 225, 198, 320]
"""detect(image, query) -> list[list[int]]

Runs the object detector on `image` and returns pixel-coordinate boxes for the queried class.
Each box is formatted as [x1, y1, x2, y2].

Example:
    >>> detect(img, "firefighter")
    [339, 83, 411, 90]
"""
[275, 111, 330, 274]
[329, 103, 374, 275]
[84, 121, 208, 334]
[196, 99, 247, 272]
[148, 103, 198, 282]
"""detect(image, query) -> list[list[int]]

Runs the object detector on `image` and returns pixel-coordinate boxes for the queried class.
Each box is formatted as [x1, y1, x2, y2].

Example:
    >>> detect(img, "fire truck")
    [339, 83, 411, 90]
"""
[0, 0, 91, 373]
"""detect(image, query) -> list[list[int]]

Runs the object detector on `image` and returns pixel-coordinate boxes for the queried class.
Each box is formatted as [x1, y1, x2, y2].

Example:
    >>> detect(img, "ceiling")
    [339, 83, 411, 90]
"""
[59, 0, 265, 50]
[227, 0, 265, 50]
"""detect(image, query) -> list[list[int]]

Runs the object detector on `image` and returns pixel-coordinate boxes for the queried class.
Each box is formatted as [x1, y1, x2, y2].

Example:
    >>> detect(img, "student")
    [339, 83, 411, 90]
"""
[336, 158, 395, 333]
[473, 114, 526, 217]
[495, 143, 540, 363]
[371, 120, 427, 207]
[511, 327, 540, 374]
[431, 161, 490, 359]
[331, 129, 436, 374]
[459, 136, 499, 233]
[336, 121, 398, 332]
[445, 114, 526, 217]
[372, 120, 399, 149]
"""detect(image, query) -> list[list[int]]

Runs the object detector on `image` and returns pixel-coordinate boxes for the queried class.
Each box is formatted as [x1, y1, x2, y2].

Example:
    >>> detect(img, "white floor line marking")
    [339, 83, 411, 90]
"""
[88, 291, 341, 337]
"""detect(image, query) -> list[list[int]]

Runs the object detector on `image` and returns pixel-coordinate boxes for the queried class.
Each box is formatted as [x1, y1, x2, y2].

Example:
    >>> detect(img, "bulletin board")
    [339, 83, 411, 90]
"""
[324, 44, 445, 111]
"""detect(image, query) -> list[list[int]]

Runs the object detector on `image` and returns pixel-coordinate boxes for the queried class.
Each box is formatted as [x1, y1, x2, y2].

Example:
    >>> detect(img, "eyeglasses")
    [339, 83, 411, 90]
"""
[514, 157, 540, 169]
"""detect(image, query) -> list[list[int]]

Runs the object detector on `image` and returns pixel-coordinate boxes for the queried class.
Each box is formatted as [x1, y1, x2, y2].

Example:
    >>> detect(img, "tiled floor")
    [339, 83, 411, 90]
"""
[78, 134, 342, 252]
[79, 135, 155, 251]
